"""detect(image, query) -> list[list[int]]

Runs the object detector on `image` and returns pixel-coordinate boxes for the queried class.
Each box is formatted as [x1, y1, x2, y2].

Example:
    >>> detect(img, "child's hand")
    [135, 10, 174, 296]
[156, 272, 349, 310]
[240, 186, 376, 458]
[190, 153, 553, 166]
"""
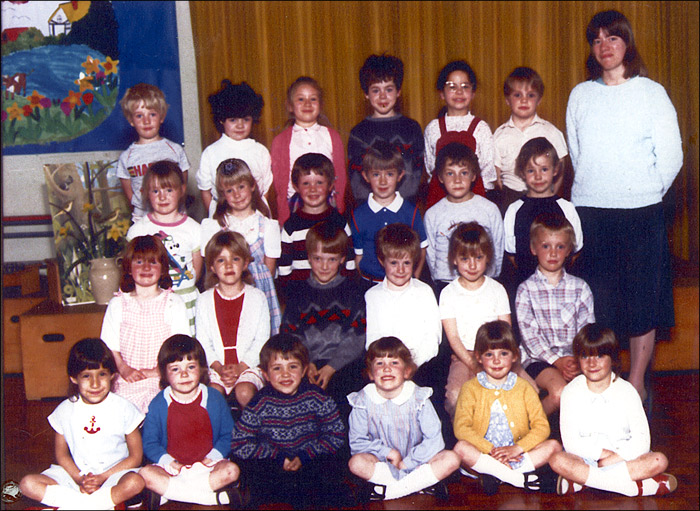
[306, 363, 319, 384]
[165, 460, 184, 476]
[78, 472, 105, 494]
[598, 449, 624, 467]
[553, 356, 580, 382]
[120, 366, 146, 383]
[490, 445, 524, 465]
[386, 448, 404, 469]
[283, 456, 302, 472]
[312, 365, 336, 390]
[220, 364, 240, 387]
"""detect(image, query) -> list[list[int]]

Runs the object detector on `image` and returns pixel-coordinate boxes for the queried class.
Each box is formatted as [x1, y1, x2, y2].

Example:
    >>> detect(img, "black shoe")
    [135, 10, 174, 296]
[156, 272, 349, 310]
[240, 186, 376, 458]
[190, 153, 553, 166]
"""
[420, 481, 449, 501]
[146, 488, 161, 509]
[479, 474, 500, 495]
[523, 465, 558, 493]
[357, 481, 386, 502]
[217, 479, 248, 508]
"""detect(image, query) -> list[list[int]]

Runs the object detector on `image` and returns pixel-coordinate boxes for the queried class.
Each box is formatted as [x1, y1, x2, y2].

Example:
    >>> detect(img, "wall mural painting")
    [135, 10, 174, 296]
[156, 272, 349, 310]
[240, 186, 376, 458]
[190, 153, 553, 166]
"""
[1, 0, 183, 154]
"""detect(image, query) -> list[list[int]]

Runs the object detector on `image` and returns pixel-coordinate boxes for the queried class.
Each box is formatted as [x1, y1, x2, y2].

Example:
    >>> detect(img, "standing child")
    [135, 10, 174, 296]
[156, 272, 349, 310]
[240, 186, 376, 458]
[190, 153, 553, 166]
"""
[347, 53, 425, 207]
[197, 80, 274, 218]
[100, 235, 190, 414]
[493, 67, 571, 213]
[195, 231, 270, 407]
[281, 221, 366, 418]
[127, 160, 202, 335]
[503, 137, 582, 290]
[424, 142, 505, 289]
[270, 76, 348, 226]
[350, 140, 428, 285]
[117, 83, 190, 221]
[348, 336, 460, 501]
[453, 321, 561, 495]
[549, 324, 677, 496]
[200, 158, 281, 333]
[19, 338, 145, 510]
[139, 335, 240, 507]
[277, 153, 355, 292]
[423, 60, 496, 209]
[440, 222, 511, 418]
[516, 213, 595, 415]
[230, 333, 351, 509]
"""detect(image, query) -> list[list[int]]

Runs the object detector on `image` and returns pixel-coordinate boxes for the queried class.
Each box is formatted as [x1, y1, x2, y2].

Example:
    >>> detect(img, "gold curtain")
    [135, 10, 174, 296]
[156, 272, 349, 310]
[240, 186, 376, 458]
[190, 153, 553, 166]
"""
[190, 1, 699, 267]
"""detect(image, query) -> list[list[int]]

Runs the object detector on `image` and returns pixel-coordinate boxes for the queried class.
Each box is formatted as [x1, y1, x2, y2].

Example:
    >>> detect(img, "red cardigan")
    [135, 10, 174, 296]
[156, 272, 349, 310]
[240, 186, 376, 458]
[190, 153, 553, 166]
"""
[270, 124, 347, 226]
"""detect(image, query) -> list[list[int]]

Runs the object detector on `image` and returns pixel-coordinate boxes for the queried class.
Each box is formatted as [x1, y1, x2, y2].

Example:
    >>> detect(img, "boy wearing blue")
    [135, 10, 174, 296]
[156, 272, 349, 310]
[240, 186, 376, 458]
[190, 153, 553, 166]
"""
[117, 83, 190, 221]
[281, 221, 367, 418]
[230, 334, 351, 509]
[347, 54, 425, 207]
[349, 140, 428, 285]
[493, 67, 570, 212]
[424, 142, 504, 292]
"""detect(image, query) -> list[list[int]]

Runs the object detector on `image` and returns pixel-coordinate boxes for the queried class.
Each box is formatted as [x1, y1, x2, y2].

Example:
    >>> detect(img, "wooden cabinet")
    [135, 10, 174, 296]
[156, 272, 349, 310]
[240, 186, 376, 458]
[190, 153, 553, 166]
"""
[3, 296, 46, 373]
[20, 300, 106, 400]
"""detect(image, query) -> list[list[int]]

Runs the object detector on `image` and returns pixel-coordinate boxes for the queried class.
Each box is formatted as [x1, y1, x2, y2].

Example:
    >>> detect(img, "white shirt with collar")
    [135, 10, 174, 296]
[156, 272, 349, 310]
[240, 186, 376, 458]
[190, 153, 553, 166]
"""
[287, 122, 333, 198]
[365, 278, 441, 367]
[493, 114, 568, 192]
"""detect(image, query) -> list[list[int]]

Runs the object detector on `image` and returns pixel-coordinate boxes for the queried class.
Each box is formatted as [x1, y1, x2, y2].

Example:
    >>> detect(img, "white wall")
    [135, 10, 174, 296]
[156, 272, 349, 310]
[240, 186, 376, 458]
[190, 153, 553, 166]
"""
[1, 1, 203, 263]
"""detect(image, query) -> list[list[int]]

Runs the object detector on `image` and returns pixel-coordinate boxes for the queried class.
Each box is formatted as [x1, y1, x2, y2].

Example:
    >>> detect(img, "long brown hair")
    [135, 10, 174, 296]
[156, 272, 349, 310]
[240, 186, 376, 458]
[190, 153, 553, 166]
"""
[585, 10, 647, 80]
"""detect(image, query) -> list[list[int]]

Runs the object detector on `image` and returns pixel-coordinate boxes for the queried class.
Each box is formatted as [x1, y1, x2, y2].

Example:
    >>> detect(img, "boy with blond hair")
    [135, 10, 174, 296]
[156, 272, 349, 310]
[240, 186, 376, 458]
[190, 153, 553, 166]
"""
[516, 213, 595, 416]
[117, 83, 190, 221]
[493, 67, 570, 212]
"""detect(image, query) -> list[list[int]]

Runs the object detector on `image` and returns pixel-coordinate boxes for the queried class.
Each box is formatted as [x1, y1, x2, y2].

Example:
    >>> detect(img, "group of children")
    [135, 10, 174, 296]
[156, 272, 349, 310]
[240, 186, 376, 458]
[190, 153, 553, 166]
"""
[19, 52, 678, 509]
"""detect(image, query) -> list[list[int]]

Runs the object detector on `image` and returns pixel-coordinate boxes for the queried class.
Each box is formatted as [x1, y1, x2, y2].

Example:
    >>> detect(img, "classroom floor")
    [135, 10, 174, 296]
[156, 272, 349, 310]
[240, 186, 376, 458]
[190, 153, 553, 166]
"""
[2, 371, 698, 510]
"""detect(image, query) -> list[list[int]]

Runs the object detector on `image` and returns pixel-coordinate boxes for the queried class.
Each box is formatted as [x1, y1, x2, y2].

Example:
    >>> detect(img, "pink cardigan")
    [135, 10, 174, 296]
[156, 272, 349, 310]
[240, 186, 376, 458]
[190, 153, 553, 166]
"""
[270, 124, 347, 226]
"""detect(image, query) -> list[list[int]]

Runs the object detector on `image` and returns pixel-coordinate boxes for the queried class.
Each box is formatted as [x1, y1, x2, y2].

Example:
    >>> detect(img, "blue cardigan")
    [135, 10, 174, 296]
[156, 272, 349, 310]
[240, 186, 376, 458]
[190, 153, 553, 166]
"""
[142, 384, 234, 466]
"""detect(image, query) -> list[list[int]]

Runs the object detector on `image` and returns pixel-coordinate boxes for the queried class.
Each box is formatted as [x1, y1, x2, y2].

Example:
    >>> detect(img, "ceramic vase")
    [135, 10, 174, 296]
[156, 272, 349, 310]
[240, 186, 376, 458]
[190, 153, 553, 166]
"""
[88, 257, 121, 305]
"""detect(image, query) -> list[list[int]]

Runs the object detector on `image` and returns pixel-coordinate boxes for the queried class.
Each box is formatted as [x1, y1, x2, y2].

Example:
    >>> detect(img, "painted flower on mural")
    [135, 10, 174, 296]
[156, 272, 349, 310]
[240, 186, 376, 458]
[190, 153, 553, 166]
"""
[102, 56, 119, 76]
[74, 74, 94, 93]
[81, 55, 102, 76]
[6, 102, 22, 121]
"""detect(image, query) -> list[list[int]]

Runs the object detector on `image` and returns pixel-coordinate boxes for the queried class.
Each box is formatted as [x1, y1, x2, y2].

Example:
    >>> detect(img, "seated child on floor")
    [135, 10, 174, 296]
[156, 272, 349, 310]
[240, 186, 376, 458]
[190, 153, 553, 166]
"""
[19, 338, 145, 510]
[229, 333, 351, 509]
[549, 324, 677, 497]
[453, 321, 561, 495]
[140, 335, 239, 507]
[348, 336, 460, 501]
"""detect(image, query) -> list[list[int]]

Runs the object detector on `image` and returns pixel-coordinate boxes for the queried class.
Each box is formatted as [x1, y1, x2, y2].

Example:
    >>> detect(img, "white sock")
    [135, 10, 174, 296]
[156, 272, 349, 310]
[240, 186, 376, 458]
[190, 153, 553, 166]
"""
[163, 471, 220, 506]
[472, 454, 525, 488]
[384, 463, 439, 500]
[369, 462, 397, 486]
[585, 461, 637, 496]
[87, 487, 116, 509]
[42, 485, 94, 510]
[559, 477, 583, 493]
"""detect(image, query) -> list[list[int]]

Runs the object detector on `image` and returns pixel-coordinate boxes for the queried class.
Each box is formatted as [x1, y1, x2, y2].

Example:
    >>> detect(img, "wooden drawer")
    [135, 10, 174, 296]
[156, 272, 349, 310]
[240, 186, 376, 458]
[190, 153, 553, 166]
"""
[20, 300, 106, 400]
[2, 296, 46, 373]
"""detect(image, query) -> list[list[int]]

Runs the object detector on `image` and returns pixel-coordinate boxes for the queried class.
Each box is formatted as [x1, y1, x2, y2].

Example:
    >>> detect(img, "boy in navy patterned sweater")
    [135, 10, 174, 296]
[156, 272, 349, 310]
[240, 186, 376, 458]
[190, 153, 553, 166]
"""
[281, 221, 366, 421]
[230, 334, 351, 508]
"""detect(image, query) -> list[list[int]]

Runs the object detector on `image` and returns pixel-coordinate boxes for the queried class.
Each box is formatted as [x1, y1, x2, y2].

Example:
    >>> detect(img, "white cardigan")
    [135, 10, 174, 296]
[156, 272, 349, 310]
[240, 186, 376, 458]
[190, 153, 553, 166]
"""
[195, 284, 270, 369]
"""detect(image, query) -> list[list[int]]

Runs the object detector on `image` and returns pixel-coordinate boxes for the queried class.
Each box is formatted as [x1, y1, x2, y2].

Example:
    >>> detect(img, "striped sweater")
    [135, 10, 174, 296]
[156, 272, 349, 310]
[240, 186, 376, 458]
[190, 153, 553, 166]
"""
[230, 379, 345, 466]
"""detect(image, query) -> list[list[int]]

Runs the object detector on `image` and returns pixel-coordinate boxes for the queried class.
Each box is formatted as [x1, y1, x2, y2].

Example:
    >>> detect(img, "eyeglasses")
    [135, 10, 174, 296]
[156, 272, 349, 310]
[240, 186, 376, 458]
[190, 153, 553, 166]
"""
[444, 81, 473, 93]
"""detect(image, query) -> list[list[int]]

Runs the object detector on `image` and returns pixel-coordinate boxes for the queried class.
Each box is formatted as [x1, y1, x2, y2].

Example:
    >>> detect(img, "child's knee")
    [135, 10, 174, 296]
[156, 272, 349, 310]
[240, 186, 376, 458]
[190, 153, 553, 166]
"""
[234, 383, 257, 408]
[453, 440, 478, 466]
[650, 451, 669, 474]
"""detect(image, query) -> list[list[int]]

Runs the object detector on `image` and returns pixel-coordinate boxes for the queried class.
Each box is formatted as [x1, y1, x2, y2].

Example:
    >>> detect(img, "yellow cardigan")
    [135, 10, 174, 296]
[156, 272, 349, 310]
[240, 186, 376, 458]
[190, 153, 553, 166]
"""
[453, 374, 550, 454]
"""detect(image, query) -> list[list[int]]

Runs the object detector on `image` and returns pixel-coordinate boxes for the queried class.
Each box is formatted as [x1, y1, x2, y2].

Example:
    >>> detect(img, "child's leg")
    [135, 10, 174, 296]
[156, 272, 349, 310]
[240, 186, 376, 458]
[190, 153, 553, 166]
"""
[526, 439, 562, 469]
[139, 464, 171, 495]
[22, 467, 94, 509]
[429, 449, 462, 481]
[383, 449, 461, 499]
[535, 367, 568, 415]
[454, 440, 526, 488]
[19, 474, 57, 503]
[444, 356, 474, 419]
[208, 460, 240, 492]
[234, 382, 257, 408]
[108, 471, 145, 506]
[348, 453, 383, 481]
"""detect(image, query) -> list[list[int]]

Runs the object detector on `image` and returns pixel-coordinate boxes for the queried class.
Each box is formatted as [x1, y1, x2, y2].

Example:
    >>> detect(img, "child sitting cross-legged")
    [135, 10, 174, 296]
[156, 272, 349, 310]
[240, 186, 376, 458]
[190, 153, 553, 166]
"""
[348, 336, 460, 502]
[453, 321, 561, 496]
[281, 220, 366, 420]
[549, 324, 677, 497]
[139, 335, 240, 508]
[229, 333, 353, 509]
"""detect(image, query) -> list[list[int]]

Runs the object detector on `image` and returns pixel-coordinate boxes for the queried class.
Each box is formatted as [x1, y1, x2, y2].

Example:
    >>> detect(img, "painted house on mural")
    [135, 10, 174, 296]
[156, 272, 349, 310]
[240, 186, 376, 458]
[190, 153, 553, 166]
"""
[48, 1, 91, 36]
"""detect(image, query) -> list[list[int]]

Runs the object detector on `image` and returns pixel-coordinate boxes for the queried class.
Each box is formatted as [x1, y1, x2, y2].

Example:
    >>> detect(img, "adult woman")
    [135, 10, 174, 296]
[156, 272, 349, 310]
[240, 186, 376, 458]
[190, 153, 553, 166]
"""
[566, 10, 683, 403]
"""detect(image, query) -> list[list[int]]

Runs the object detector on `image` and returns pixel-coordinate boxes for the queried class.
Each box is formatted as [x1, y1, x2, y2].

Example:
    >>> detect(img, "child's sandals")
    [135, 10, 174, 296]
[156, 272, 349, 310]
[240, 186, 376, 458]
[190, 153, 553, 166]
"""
[523, 465, 558, 493]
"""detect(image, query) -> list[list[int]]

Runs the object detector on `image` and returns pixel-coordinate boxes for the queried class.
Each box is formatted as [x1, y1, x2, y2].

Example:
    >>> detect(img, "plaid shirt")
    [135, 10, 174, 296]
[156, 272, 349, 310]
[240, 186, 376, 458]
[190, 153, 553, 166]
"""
[516, 268, 595, 368]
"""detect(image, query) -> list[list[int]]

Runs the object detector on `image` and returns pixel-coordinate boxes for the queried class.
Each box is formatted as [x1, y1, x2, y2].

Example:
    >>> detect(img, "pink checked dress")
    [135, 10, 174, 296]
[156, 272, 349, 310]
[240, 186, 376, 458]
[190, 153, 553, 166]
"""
[113, 289, 174, 414]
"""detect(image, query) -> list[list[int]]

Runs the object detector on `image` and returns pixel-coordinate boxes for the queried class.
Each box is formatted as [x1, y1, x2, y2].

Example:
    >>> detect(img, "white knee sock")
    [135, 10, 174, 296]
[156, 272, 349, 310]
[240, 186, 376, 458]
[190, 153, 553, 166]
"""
[384, 463, 439, 500]
[86, 487, 116, 509]
[471, 454, 525, 488]
[585, 461, 637, 496]
[369, 462, 397, 486]
[42, 484, 93, 510]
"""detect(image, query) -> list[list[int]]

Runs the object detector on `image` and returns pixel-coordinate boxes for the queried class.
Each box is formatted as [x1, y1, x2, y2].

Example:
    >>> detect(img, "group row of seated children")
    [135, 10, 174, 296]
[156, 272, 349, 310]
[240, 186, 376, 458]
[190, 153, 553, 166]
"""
[19, 323, 677, 509]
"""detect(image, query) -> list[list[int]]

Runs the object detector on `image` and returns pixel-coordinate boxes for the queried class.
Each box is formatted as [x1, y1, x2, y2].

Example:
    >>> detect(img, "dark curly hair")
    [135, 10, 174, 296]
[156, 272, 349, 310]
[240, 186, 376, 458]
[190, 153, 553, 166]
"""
[208, 80, 264, 133]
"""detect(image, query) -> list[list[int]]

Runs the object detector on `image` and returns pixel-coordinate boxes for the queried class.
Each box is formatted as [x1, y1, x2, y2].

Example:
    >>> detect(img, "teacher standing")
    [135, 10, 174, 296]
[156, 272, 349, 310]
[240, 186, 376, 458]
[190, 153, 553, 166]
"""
[566, 10, 683, 403]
